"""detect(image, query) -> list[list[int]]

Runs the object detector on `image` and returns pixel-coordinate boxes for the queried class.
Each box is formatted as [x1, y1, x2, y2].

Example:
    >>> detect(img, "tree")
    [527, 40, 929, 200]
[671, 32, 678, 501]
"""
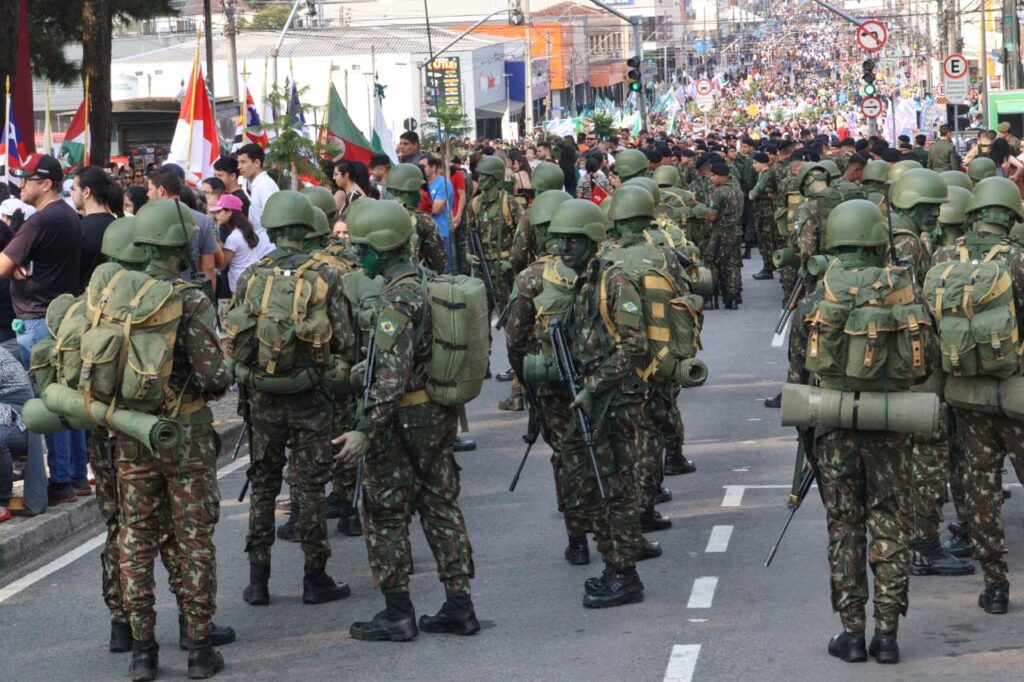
[421, 103, 472, 157]
[592, 112, 615, 140]
[239, 4, 293, 31]
[259, 84, 324, 189]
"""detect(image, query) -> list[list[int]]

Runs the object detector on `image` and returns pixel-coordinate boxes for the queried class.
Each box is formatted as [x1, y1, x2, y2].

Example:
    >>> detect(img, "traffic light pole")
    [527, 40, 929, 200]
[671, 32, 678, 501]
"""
[587, 0, 646, 132]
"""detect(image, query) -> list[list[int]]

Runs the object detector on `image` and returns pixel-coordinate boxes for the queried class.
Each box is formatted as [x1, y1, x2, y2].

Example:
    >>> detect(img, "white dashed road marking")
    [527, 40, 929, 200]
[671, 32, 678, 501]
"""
[687, 577, 719, 609]
[721, 484, 792, 507]
[705, 526, 733, 553]
[663, 644, 701, 682]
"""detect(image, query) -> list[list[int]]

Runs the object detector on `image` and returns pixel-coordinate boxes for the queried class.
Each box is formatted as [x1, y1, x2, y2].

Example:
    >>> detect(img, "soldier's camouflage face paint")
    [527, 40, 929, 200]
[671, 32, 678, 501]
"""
[558, 235, 596, 272]
[357, 244, 386, 278]
[913, 203, 941, 232]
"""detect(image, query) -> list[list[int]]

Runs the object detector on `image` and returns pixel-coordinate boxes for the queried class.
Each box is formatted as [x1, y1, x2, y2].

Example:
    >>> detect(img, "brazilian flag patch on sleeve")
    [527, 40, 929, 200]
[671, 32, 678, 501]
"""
[373, 307, 409, 351]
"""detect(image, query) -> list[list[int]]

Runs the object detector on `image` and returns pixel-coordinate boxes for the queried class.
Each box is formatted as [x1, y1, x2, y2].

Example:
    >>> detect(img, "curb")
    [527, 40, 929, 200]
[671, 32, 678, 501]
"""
[0, 419, 246, 577]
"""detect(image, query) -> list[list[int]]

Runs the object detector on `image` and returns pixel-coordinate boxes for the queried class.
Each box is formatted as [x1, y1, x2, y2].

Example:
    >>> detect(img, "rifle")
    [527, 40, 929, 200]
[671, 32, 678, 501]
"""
[105, 434, 120, 526]
[469, 229, 498, 312]
[236, 386, 254, 502]
[351, 336, 377, 510]
[508, 382, 543, 492]
[763, 427, 821, 567]
[549, 319, 606, 499]
[494, 297, 514, 330]
[771, 275, 805, 348]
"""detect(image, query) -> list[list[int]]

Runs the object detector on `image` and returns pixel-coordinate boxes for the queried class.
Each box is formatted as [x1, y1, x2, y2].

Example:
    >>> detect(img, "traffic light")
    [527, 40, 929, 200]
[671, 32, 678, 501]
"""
[508, 0, 525, 26]
[862, 59, 877, 97]
[626, 57, 642, 93]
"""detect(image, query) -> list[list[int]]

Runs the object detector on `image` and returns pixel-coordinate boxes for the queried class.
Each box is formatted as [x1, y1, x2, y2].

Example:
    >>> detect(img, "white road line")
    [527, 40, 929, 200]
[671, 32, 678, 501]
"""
[705, 525, 733, 553]
[721, 484, 792, 507]
[687, 577, 718, 609]
[663, 644, 701, 682]
[0, 456, 250, 605]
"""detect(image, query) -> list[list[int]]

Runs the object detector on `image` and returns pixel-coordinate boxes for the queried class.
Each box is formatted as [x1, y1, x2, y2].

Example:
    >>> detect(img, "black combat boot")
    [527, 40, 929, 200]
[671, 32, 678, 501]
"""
[724, 295, 739, 310]
[302, 566, 352, 604]
[827, 631, 867, 663]
[654, 486, 672, 504]
[742, 243, 752, 259]
[129, 638, 159, 681]
[337, 506, 363, 536]
[735, 292, 743, 305]
[637, 538, 662, 561]
[242, 564, 270, 606]
[978, 581, 1009, 614]
[582, 566, 644, 608]
[663, 453, 696, 476]
[178, 616, 236, 651]
[419, 593, 481, 636]
[640, 505, 672, 532]
[584, 566, 613, 595]
[764, 392, 782, 408]
[186, 637, 225, 679]
[941, 532, 973, 558]
[350, 591, 419, 641]
[110, 621, 133, 653]
[910, 539, 975, 576]
[452, 435, 477, 452]
[276, 498, 301, 543]
[564, 536, 590, 565]
[325, 491, 344, 519]
[868, 629, 899, 664]
[752, 269, 774, 280]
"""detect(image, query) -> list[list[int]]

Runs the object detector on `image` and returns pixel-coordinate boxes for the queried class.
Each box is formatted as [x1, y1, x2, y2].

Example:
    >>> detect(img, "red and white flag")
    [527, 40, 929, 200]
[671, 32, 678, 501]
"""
[168, 54, 220, 186]
[589, 184, 610, 207]
[232, 85, 269, 151]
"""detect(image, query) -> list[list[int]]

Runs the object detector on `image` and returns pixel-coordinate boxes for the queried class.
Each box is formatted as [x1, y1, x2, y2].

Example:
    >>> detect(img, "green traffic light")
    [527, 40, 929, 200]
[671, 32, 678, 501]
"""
[864, 84, 877, 96]
[629, 81, 641, 93]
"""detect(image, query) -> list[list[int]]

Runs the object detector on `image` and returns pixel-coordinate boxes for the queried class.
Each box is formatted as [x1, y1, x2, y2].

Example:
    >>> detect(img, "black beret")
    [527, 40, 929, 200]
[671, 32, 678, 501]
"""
[752, 152, 770, 163]
[710, 163, 731, 176]
[778, 140, 796, 151]
[681, 148, 696, 158]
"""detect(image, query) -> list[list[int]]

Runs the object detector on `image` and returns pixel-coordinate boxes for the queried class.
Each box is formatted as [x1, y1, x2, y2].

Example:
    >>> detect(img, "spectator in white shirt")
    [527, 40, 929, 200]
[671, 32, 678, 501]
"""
[236, 143, 279, 233]
[209, 194, 273, 294]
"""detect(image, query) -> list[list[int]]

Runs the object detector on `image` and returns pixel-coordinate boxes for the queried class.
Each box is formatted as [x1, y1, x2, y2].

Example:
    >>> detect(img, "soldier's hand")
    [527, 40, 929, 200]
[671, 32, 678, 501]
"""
[350, 359, 366, 389]
[467, 253, 480, 267]
[570, 388, 595, 416]
[332, 431, 369, 464]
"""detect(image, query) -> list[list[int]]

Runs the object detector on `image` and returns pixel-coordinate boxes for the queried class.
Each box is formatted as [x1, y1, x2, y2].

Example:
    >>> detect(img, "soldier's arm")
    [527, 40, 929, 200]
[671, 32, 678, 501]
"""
[181, 289, 232, 396]
[786, 292, 818, 385]
[327, 270, 357, 363]
[585, 270, 647, 394]
[357, 292, 420, 442]
[505, 272, 537, 379]
[510, 212, 533, 274]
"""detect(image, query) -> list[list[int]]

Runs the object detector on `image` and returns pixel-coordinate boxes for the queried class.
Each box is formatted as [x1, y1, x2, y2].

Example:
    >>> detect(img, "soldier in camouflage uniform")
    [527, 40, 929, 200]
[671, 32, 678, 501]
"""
[748, 152, 777, 279]
[861, 160, 890, 209]
[765, 142, 798, 296]
[547, 199, 648, 608]
[464, 156, 523, 317]
[386, 163, 447, 274]
[118, 200, 234, 679]
[789, 200, 934, 664]
[705, 163, 744, 309]
[931, 177, 1024, 615]
[887, 168, 945, 283]
[510, 162, 565, 274]
[232, 191, 354, 611]
[334, 200, 477, 641]
[678, 149, 699, 189]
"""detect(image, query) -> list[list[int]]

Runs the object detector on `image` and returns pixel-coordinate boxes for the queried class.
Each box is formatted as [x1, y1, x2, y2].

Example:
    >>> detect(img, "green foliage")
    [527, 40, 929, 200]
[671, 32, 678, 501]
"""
[258, 84, 325, 189]
[239, 4, 293, 31]
[421, 103, 473, 156]
[592, 112, 615, 139]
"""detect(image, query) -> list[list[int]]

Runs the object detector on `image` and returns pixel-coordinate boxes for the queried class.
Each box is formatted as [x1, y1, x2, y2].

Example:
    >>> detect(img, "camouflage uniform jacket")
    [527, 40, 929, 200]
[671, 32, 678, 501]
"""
[356, 263, 435, 442]
[888, 212, 931, 284]
[679, 163, 699, 190]
[410, 209, 447, 274]
[510, 209, 542, 274]
[765, 157, 793, 210]
[793, 197, 826, 263]
[465, 189, 524, 263]
[149, 269, 232, 424]
[708, 180, 744, 234]
[832, 151, 853, 173]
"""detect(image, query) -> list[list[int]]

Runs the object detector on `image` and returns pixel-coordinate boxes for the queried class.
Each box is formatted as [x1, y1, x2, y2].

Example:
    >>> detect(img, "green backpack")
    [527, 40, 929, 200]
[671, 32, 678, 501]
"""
[602, 243, 703, 384]
[77, 263, 184, 416]
[923, 239, 1022, 379]
[341, 269, 385, 348]
[804, 259, 931, 391]
[30, 294, 85, 392]
[224, 252, 334, 393]
[422, 273, 489, 407]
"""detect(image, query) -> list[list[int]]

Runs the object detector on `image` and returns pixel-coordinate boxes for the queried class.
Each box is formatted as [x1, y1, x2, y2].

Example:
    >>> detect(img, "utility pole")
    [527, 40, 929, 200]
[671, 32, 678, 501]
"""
[981, 0, 989, 126]
[204, 0, 215, 105]
[225, 0, 240, 103]
[1001, 0, 1022, 89]
[587, 1, 647, 131]
[524, 0, 534, 134]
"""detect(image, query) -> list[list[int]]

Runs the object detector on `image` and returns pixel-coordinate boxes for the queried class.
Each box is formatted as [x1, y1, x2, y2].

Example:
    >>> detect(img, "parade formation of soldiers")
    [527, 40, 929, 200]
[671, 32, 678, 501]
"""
[19, 122, 1024, 680]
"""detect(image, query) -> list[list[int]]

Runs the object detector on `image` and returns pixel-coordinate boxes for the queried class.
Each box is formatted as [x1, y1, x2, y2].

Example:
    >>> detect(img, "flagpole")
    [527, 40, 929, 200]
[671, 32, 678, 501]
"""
[317, 61, 332, 159]
[184, 43, 201, 182]
[44, 81, 51, 156]
[4, 76, 10, 187]
[240, 60, 250, 145]
[84, 75, 90, 166]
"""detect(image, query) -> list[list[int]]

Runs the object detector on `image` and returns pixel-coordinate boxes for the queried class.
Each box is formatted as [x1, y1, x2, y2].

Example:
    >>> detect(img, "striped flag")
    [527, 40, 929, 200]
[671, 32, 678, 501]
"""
[232, 85, 269, 151]
[59, 96, 89, 168]
[2, 82, 29, 183]
[168, 53, 220, 186]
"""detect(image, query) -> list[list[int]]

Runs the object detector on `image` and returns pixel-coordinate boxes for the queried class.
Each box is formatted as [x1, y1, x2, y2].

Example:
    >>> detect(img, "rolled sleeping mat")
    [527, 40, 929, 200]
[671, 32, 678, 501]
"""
[944, 375, 1024, 421]
[22, 398, 94, 433]
[234, 363, 318, 395]
[780, 383, 940, 434]
[773, 247, 799, 269]
[692, 267, 715, 296]
[674, 358, 708, 388]
[522, 353, 559, 385]
[41, 384, 184, 452]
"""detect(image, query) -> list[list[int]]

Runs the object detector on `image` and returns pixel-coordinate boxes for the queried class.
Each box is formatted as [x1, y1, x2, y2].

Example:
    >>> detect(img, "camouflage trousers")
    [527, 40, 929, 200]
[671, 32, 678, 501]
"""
[638, 384, 685, 506]
[705, 229, 743, 297]
[116, 423, 220, 642]
[953, 408, 1024, 587]
[560, 401, 644, 568]
[481, 259, 514, 318]
[330, 403, 359, 506]
[753, 203, 778, 272]
[910, 403, 952, 543]
[537, 387, 589, 538]
[246, 390, 334, 570]
[90, 433, 182, 624]
[816, 428, 912, 633]
[363, 402, 474, 595]
[947, 410, 969, 535]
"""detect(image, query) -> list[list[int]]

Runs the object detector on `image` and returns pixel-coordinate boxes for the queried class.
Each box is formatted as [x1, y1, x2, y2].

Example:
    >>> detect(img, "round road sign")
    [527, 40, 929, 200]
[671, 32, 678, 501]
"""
[403, 117, 418, 132]
[695, 79, 713, 96]
[942, 54, 968, 80]
[856, 20, 888, 53]
[861, 96, 883, 119]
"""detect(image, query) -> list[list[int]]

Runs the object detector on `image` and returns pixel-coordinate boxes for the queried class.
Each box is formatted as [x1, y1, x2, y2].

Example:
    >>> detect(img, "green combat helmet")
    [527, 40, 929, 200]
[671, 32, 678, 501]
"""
[937, 185, 972, 246]
[476, 156, 507, 181]
[939, 170, 974, 192]
[529, 190, 573, 227]
[622, 176, 661, 204]
[823, 199, 889, 267]
[614, 149, 649, 181]
[301, 185, 339, 222]
[652, 164, 682, 188]
[887, 159, 923, 185]
[607, 184, 656, 221]
[386, 163, 425, 193]
[261, 190, 315, 231]
[532, 162, 565, 193]
[967, 157, 998, 183]
[548, 199, 607, 241]
[862, 160, 891, 186]
[102, 216, 148, 266]
[819, 160, 842, 180]
[965, 176, 1024, 221]
[304, 207, 331, 251]
[133, 199, 197, 247]
[347, 199, 413, 251]
[796, 162, 830, 193]
[889, 168, 948, 210]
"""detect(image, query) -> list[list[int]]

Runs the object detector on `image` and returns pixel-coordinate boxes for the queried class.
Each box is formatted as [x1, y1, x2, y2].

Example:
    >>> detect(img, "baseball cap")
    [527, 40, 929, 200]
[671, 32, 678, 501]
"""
[210, 194, 243, 212]
[0, 198, 36, 218]
[11, 154, 63, 181]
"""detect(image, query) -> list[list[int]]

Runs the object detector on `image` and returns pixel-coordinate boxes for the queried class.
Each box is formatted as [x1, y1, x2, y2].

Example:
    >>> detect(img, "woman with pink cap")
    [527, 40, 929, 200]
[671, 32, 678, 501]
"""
[209, 194, 273, 294]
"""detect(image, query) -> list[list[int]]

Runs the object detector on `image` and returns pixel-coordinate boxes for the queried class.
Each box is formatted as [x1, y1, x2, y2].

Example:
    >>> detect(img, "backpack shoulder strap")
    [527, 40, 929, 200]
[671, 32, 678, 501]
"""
[596, 264, 623, 344]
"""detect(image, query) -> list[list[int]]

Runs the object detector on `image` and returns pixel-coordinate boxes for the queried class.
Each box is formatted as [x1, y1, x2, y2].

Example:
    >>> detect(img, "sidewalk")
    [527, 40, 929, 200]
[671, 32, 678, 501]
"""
[0, 392, 244, 577]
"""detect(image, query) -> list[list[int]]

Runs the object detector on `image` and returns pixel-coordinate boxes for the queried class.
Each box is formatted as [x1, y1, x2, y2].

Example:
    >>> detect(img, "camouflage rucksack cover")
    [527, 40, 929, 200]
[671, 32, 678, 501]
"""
[419, 272, 490, 406]
[923, 236, 1022, 379]
[804, 259, 931, 391]
[224, 251, 334, 393]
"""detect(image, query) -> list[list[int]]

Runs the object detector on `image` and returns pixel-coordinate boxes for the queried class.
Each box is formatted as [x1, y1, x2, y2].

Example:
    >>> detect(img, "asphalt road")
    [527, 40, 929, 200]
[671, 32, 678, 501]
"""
[2, 255, 1023, 681]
